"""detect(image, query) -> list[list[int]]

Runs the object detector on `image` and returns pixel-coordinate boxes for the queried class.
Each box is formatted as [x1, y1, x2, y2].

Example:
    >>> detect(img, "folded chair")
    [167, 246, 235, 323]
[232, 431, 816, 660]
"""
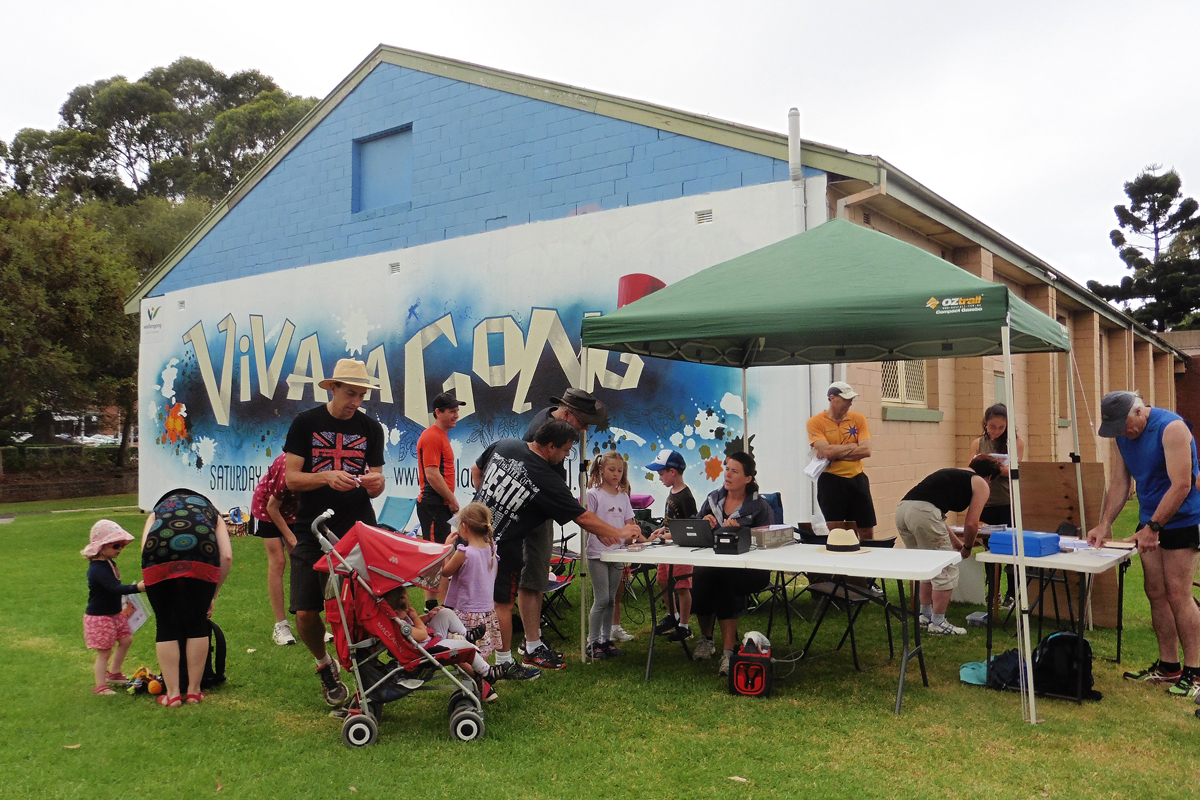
[800, 536, 895, 671]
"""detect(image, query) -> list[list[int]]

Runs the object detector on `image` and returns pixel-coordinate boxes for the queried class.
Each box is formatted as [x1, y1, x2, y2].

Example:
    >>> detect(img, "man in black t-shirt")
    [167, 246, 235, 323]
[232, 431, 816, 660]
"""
[514, 389, 608, 668]
[894, 457, 999, 636]
[471, 418, 638, 679]
[284, 358, 385, 707]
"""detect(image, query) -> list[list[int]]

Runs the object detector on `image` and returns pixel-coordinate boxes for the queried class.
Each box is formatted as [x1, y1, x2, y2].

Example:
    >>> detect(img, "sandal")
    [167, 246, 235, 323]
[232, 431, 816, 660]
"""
[106, 671, 129, 683]
[93, 686, 117, 696]
[185, 693, 204, 705]
[157, 694, 182, 707]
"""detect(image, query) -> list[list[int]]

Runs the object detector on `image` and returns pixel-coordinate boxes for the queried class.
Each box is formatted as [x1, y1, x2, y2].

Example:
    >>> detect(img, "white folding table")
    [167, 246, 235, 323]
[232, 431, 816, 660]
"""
[600, 542, 961, 714]
[975, 543, 1134, 702]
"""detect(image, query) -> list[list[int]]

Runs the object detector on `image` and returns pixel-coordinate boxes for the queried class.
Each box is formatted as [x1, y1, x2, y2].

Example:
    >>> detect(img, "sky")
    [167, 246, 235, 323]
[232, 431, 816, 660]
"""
[4, 0, 1198, 290]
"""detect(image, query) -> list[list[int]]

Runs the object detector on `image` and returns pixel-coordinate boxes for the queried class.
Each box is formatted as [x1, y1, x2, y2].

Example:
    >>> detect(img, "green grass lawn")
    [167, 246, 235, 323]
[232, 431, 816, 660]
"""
[3, 498, 1198, 799]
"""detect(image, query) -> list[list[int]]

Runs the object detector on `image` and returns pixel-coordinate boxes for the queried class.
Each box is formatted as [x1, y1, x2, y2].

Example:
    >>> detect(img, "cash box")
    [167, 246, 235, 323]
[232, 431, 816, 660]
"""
[988, 530, 1060, 557]
[714, 526, 752, 555]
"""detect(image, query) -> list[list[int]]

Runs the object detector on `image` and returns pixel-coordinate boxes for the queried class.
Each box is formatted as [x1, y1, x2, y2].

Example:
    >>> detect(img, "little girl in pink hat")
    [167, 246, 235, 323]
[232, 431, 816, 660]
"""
[82, 520, 145, 695]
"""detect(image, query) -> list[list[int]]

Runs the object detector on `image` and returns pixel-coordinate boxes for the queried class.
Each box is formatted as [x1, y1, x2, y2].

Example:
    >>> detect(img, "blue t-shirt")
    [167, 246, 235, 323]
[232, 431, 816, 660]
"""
[1116, 407, 1200, 528]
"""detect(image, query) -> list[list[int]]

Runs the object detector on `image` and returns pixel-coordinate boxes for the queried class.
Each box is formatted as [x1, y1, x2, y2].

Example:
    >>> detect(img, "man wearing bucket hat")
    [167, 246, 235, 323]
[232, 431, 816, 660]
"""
[508, 389, 609, 671]
[807, 381, 878, 539]
[1087, 391, 1200, 700]
[284, 358, 386, 707]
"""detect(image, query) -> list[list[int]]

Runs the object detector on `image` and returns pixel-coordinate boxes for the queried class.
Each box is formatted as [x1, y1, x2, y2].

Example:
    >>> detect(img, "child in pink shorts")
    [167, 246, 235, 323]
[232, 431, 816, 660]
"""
[82, 520, 145, 695]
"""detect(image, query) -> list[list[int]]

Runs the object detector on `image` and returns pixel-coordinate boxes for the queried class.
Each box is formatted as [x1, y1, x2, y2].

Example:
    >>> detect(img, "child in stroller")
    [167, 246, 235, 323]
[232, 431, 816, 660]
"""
[313, 512, 496, 746]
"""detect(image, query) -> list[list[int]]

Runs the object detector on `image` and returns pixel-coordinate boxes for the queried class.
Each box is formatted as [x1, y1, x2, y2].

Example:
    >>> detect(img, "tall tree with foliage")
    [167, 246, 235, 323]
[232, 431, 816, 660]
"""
[0, 193, 139, 461]
[1088, 166, 1200, 331]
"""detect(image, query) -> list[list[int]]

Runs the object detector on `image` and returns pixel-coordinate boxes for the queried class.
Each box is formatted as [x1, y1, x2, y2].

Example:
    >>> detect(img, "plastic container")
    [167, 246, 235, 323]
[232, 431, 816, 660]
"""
[751, 524, 793, 549]
[988, 530, 1060, 557]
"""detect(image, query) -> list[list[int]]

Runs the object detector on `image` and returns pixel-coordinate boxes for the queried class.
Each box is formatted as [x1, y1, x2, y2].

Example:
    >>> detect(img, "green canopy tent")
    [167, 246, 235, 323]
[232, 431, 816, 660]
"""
[578, 218, 1078, 723]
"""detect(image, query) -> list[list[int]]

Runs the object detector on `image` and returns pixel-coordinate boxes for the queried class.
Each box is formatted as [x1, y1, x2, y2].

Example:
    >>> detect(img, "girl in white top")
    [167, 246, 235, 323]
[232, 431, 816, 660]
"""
[585, 452, 642, 659]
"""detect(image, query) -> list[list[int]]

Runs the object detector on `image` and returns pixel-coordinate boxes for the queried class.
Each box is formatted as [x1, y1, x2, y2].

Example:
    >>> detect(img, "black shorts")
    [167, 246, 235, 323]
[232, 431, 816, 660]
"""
[493, 560, 522, 606]
[145, 578, 217, 643]
[254, 519, 286, 539]
[980, 505, 1012, 526]
[817, 472, 878, 529]
[288, 537, 330, 614]
[417, 501, 453, 544]
[1159, 524, 1200, 550]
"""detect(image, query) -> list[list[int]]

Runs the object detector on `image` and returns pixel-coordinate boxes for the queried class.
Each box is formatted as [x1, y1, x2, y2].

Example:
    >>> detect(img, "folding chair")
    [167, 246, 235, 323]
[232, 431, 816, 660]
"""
[799, 536, 896, 670]
[377, 496, 417, 534]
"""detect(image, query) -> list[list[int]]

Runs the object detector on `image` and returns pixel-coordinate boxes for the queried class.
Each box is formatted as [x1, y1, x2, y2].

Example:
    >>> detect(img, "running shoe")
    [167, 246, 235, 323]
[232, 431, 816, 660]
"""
[1167, 673, 1200, 699]
[667, 624, 693, 643]
[718, 651, 732, 676]
[497, 660, 541, 681]
[272, 621, 296, 646]
[610, 625, 635, 642]
[316, 660, 349, 707]
[586, 641, 609, 661]
[1000, 597, 1016, 612]
[654, 615, 679, 636]
[926, 620, 967, 636]
[600, 640, 623, 658]
[1123, 661, 1183, 682]
[693, 637, 716, 660]
[524, 643, 566, 671]
[918, 613, 932, 628]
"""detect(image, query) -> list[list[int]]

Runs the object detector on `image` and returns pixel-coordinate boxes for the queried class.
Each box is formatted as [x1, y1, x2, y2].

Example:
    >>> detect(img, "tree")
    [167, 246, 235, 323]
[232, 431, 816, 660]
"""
[1088, 166, 1200, 331]
[0, 193, 138, 461]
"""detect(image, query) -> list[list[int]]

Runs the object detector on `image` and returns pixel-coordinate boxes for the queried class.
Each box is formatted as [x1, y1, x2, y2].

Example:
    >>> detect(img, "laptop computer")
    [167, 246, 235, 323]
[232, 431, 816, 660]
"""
[668, 518, 714, 548]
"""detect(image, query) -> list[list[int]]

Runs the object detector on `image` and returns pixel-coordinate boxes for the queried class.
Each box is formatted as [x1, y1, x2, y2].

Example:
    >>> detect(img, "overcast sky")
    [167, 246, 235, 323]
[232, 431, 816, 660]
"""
[5, 0, 1197, 290]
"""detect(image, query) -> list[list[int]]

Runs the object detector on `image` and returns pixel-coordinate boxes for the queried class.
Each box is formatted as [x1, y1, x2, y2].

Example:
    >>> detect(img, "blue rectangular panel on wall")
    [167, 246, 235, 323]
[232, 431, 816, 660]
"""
[354, 127, 414, 212]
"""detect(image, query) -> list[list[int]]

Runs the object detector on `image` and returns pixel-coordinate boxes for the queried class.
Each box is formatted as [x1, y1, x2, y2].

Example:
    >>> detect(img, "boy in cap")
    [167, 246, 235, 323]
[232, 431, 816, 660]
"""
[417, 391, 467, 606]
[806, 381, 877, 538]
[1087, 391, 1200, 699]
[647, 450, 698, 642]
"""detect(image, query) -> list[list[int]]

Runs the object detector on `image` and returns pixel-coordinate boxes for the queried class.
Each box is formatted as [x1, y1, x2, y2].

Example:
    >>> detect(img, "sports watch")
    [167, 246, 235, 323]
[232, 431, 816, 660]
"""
[1146, 520, 1163, 534]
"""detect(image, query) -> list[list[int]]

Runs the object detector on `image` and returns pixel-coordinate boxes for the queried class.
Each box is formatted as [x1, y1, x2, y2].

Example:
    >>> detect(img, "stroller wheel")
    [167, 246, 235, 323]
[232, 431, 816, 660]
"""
[341, 714, 379, 748]
[448, 690, 474, 717]
[450, 707, 485, 741]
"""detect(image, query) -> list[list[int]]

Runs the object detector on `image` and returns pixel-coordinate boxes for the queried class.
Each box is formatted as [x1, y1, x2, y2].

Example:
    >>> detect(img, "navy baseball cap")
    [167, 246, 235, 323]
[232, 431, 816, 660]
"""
[646, 449, 686, 472]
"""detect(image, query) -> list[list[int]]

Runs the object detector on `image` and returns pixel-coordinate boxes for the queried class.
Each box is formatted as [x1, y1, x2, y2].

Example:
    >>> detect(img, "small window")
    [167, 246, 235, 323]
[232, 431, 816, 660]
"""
[881, 360, 927, 406]
[353, 127, 413, 213]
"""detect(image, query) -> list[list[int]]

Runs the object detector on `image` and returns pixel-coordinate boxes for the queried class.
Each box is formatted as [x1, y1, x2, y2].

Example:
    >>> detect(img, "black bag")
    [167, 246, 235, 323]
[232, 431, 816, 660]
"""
[177, 620, 227, 692]
[986, 648, 1023, 691]
[1032, 631, 1101, 701]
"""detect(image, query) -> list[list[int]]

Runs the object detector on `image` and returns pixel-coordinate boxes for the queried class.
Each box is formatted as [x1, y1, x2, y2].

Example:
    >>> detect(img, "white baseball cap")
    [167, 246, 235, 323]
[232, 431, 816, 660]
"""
[827, 381, 859, 400]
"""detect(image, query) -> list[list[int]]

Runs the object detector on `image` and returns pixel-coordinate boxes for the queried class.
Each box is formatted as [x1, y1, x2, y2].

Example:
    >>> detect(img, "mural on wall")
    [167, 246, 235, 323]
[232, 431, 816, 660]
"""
[139, 245, 749, 519]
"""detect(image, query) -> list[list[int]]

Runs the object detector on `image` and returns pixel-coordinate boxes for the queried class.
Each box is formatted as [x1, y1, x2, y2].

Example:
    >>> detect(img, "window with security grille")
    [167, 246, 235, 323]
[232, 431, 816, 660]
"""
[881, 360, 927, 405]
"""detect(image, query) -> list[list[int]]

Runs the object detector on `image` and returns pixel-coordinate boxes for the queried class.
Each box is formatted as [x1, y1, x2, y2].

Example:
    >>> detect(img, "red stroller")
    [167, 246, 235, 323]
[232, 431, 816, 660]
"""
[313, 511, 487, 747]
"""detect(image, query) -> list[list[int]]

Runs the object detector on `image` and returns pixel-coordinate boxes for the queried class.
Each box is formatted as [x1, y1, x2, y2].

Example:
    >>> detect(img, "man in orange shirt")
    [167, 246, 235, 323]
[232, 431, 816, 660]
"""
[806, 381, 877, 539]
[417, 391, 465, 606]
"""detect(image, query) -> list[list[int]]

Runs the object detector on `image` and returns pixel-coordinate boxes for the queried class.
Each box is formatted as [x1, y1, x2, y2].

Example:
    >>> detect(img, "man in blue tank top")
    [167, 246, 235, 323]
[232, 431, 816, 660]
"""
[1087, 391, 1200, 701]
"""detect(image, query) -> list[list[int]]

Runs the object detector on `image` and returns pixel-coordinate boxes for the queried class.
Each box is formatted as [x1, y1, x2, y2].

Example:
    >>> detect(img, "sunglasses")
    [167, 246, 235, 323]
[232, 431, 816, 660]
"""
[108, 542, 127, 551]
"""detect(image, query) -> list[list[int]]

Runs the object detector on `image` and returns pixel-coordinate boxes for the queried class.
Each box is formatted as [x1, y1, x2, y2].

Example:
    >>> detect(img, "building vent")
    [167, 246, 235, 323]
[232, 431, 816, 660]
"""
[862, 211, 872, 225]
[177, 300, 186, 310]
[389, 262, 403, 275]
[695, 209, 714, 225]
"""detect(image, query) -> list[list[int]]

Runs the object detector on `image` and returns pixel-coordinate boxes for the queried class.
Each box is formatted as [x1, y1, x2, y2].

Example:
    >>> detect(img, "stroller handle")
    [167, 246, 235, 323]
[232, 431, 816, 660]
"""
[313, 509, 338, 553]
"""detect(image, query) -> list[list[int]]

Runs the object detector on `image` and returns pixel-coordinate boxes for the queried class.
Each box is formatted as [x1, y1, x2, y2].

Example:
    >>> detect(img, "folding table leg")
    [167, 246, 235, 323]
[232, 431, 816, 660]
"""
[1074, 572, 1088, 704]
[1116, 559, 1127, 663]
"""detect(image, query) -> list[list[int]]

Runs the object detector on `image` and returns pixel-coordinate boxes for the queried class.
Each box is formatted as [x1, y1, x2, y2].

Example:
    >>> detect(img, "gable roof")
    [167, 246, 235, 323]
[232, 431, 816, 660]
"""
[119, 45, 1185, 362]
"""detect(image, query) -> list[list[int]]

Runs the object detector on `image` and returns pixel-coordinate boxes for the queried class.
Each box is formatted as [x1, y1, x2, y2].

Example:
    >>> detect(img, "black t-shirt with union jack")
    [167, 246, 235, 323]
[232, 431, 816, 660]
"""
[284, 404, 385, 537]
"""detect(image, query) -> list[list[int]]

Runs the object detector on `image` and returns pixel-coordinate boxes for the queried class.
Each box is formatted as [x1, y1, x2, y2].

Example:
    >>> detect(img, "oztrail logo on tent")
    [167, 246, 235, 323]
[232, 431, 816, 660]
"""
[926, 295, 983, 315]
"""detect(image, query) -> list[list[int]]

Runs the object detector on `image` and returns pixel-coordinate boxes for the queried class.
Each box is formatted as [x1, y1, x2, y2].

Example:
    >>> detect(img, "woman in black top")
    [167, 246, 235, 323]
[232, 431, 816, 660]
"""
[690, 452, 776, 676]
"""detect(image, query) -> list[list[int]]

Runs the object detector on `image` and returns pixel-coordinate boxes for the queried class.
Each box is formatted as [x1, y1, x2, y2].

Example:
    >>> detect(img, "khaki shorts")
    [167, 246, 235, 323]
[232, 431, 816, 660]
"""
[895, 500, 959, 591]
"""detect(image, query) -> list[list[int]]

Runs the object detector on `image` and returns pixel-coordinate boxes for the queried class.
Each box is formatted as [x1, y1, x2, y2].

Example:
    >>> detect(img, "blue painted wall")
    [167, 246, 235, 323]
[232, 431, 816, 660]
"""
[153, 62, 792, 295]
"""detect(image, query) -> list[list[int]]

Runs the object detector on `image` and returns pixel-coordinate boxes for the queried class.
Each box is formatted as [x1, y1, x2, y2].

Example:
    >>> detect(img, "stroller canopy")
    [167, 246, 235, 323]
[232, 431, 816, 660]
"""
[315, 521, 452, 595]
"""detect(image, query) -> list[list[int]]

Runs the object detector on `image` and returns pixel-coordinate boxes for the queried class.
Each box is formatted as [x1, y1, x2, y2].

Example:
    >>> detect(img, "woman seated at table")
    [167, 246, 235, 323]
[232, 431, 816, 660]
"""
[690, 451, 775, 677]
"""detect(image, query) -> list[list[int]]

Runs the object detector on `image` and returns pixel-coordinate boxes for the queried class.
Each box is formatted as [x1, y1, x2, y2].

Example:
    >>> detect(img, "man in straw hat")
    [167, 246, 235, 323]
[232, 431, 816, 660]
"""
[894, 457, 1001, 635]
[509, 389, 609, 671]
[284, 358, 386, 707]
[1087, 391, 1200, 700]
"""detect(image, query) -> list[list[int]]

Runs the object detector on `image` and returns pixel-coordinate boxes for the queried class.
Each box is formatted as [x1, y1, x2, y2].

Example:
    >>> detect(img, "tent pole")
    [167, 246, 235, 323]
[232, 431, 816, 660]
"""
[1003, 324, 1038, 724]
[742, 366, 750, 453]
[578, 346, 591, 663]
[1065, 350, 1092, 628]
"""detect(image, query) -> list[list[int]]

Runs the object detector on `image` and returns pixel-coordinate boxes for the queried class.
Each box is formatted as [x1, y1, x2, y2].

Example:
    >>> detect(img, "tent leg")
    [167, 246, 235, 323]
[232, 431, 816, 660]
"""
[1065, 352, 1091, 627]
[579, 347, 591, 664]
[742, 367, 750, 453]
[1003, 324, 1038, 724]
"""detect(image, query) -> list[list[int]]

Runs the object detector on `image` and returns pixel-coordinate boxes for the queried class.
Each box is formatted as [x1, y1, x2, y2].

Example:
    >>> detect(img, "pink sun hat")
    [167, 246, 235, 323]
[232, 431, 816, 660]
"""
[81, 519, 135, 558]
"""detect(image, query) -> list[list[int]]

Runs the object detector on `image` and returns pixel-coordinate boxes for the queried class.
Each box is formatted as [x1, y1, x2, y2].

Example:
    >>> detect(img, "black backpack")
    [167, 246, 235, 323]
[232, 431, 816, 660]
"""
[1032, 631, 1101, 701]
[986, 648, 1023, 691]
[177, 621, 227, 691]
